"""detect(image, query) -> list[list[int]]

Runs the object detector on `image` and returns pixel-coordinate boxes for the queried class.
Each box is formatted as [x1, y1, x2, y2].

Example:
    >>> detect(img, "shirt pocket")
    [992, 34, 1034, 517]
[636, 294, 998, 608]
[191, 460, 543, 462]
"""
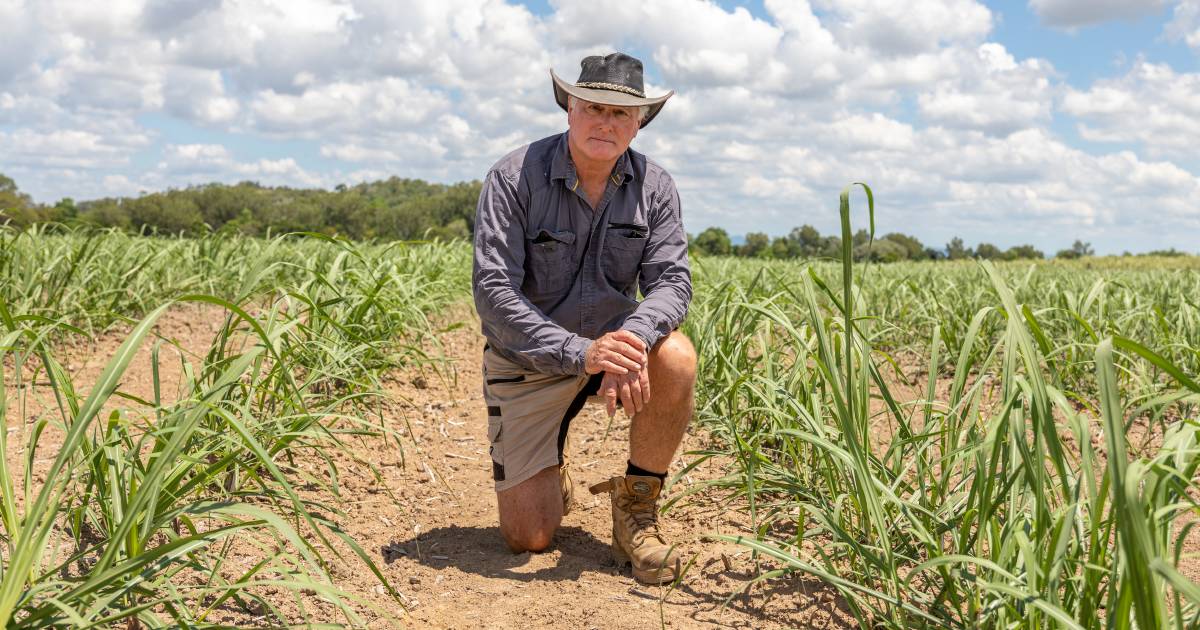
[524, 229, 577, 297]
[602, 227, 646, 288]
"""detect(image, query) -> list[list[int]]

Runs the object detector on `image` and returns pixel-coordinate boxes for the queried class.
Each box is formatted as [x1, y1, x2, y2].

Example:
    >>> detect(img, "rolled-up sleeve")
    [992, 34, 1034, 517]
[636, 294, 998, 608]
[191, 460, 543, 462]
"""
[473, 169, 591, 375]
[621, 172, 692, 350]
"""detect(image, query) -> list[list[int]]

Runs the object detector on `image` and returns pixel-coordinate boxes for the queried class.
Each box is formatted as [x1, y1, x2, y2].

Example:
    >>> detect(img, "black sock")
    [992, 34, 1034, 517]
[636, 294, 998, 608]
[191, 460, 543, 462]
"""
[625, 460, 666, 482]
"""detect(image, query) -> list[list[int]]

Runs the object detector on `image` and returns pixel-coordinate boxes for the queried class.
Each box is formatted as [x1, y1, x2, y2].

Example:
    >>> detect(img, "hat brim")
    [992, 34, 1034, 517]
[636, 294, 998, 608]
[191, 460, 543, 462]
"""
[551, 69, 672, 129]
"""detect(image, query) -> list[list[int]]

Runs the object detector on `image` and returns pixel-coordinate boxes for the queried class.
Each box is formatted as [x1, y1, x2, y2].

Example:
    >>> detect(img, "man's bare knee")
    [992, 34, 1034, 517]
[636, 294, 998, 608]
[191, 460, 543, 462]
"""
[502, 524, 556, 553]
[496, 466, 562, 553]
[651, 331, 697, 384]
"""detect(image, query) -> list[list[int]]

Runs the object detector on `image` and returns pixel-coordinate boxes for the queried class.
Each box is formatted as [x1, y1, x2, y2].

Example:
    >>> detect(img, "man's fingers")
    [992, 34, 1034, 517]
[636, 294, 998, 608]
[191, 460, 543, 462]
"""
[602, 349, 641, 372]
[628, 379, 644, 413]
[639, 368, 651, 406]
[599, 360, 629, 375]
[605, 333, 646, 363]
[611, 340, 647, 364]
[605, 385, 618, 418]
[613, 330, 647, 352]
[619, 381, 634, 418]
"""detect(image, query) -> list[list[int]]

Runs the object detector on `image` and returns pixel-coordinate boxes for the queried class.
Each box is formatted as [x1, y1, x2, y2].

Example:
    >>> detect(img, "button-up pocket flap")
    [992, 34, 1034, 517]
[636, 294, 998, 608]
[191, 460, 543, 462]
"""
[530, 229, 576, 245]
[606, 231, 647, 251]
[524, 229, 577, 295]
[608, 222, 648, 238]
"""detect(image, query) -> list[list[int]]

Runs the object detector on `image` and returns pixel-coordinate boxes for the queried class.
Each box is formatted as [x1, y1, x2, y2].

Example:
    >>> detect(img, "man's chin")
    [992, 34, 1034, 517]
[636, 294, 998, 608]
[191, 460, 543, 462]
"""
[582, 144, 621, 161]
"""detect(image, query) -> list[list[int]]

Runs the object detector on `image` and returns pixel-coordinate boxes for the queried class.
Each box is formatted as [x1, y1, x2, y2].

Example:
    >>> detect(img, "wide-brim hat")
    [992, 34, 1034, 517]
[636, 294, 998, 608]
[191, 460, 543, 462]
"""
[552, 52, 673, 129]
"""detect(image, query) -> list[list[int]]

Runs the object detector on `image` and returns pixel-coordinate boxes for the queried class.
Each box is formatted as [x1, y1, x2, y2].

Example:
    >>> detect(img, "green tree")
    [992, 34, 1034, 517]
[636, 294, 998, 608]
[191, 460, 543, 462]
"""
[1055, 239, 1095, 259]
[856, 238, 907, 262]
[881, 232, 925, 260]
[1004, 244, 1044, 260]
[821, 236, 842, 259]
[975, 242, 1003, 260]
[79, 199, 132, 229]
[946, 237, 973, 260]
[738, 232, 770, 258]
[0, 173, 41, 226]
[127, 193, 205, 234]
[692, 227, 732, 256]
[769, 237, 792, 259]
[1142, 248, 1187, 257]
[52, 198, 78, 222]
[425, 218, 470, 241]
[789, 224, 824, 257]
[851, 228, 871, 248]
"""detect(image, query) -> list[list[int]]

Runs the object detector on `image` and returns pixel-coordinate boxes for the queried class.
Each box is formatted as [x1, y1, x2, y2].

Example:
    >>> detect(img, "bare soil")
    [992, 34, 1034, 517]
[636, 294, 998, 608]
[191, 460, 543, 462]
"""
[4, 306, 854, 629]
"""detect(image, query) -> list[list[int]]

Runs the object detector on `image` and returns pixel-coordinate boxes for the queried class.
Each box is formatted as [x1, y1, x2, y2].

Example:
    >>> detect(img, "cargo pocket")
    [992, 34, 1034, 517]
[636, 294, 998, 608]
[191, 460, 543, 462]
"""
[487, 412, 505, 481]
[525, 229, 576, 296]
[602, 229, 645, 287]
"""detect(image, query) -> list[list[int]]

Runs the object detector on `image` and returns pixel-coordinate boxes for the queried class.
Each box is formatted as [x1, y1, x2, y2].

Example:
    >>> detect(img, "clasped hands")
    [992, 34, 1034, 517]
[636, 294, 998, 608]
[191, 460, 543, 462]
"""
[584, 330, 649, 418]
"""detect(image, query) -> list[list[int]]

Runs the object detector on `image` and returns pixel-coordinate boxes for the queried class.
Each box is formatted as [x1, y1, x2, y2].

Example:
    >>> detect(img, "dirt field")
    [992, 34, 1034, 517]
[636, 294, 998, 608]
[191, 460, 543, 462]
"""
[3, 306, 854, 629]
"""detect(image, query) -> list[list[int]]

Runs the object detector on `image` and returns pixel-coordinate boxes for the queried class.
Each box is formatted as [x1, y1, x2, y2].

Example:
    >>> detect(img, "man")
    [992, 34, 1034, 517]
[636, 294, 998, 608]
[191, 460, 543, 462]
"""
[472, 52, 695, 584]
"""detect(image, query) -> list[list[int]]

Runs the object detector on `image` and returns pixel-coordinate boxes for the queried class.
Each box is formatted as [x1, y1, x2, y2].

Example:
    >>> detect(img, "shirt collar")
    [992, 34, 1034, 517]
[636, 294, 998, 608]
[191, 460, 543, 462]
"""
[550, 132, 636, 189]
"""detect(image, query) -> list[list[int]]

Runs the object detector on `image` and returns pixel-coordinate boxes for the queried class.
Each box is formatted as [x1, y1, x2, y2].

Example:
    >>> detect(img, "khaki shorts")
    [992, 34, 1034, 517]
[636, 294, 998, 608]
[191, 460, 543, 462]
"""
[482, 346, 603, 492]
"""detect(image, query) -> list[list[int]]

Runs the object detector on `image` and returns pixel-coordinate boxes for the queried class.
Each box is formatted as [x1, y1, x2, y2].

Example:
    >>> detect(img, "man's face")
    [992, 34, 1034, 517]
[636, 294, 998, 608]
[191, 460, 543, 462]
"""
[567, 98, 640, 165]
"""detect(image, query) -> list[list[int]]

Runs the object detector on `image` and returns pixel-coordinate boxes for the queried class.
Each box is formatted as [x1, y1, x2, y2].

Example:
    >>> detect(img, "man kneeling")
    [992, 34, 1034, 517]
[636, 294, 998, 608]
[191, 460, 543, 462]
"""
[472, 52, 695, 584]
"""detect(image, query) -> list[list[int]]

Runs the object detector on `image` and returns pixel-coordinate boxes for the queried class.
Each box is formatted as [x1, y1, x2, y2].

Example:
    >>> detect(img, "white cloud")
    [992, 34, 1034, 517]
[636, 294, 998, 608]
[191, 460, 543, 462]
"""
[0, 0, 1196, 253]
[319, 144, 401, 163]
[1166, 1, 1200, 49]
[163, 68, 239, 124]
[248, 78, 449, 135]
[158, 143, 234, 172]
[0, 1, 37, 84]
[0, 127, 151, 168]
[917, 44, 1055, 135]
[155, 143, 326, 188]
[815, 0, 993, 56]
[1028, 0, 1168, 28]
[1061, 62, 1200, 158]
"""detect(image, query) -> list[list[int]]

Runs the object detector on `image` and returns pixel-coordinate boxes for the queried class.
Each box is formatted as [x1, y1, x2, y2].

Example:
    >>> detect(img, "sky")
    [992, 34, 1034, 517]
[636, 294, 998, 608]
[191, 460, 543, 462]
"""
[1, 0, 1199, 254]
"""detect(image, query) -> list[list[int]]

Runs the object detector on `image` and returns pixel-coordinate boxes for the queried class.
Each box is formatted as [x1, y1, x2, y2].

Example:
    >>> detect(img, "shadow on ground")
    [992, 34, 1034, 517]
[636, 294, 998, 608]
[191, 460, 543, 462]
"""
[382, 523, 851, 628]
[381, 524, 614, 582]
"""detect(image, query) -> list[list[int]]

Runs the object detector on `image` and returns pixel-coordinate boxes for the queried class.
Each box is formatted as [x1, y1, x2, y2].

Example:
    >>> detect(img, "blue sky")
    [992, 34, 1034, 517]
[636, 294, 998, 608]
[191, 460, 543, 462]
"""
[1, 0, 1198, 254]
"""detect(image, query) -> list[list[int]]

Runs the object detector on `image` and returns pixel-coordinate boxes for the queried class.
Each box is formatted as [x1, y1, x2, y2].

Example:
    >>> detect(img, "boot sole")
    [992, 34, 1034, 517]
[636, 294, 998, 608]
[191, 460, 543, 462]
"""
[611, 537, 678, 584]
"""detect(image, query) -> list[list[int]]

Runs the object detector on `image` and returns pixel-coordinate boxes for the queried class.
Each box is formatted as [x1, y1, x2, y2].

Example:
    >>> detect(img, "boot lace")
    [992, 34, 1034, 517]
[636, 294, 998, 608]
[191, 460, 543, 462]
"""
[618, 495, 664, 546]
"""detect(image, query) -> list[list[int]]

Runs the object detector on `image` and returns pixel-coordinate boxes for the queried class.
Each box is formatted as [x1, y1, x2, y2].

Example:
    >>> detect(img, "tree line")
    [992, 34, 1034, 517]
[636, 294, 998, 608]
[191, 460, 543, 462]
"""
[0, 173, 480, 241]
[1, 172, 1189, 259]
[689, 226, 1184, 261]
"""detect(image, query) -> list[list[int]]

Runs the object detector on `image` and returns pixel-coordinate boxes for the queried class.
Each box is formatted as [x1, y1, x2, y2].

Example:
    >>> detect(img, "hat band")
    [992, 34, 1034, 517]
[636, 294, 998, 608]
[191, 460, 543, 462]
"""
[574, 81, 645, 98]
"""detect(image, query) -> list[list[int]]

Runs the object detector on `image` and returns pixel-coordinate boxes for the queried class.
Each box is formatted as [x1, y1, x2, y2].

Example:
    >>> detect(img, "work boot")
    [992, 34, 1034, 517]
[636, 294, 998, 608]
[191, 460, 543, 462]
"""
[560, 435, 574, 516]
[589, 475, 680, 584]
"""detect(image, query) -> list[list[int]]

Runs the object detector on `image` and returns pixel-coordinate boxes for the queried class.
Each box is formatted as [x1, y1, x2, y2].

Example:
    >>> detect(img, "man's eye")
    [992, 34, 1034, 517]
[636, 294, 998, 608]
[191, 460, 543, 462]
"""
[587, 105, 603, 115]
[614, 110, 629, 120]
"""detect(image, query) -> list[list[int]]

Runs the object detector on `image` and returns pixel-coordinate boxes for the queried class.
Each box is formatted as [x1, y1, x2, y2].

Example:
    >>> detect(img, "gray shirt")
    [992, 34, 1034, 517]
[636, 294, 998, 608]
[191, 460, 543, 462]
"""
[472, 132, 692, 376]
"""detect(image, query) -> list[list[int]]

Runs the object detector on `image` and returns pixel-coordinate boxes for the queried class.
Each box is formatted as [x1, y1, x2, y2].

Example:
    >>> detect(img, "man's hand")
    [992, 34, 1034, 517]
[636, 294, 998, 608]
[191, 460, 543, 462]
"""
[600, 363, 650, 418]
[584, 330, 647, 375]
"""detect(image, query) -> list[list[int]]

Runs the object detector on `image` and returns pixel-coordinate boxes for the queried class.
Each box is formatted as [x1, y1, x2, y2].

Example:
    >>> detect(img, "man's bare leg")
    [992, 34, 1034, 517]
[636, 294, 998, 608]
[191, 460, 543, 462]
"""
[496, 332, 693, 554]
[497, 466, 561, 552]
[629, 331, 697, 473]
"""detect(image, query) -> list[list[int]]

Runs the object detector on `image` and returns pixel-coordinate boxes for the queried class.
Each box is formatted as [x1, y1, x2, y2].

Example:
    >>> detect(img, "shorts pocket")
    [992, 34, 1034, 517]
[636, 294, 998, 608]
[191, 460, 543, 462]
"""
[525, 229, 576, 296]
[483, 346, 528, 384]
[487, 415, 505, 481]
